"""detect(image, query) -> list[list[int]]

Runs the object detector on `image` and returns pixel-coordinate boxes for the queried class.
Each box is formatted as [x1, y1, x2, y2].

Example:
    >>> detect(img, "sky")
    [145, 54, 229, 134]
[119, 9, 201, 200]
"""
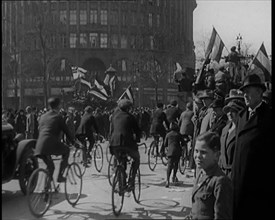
[193, 0, 271, 57]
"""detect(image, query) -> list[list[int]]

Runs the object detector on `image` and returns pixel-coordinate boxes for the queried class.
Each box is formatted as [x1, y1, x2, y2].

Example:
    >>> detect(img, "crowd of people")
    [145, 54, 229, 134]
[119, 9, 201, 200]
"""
[2, 71, 272, 219]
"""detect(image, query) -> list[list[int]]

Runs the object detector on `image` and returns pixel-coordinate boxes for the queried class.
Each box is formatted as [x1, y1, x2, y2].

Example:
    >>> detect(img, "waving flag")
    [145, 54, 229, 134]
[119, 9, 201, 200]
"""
[88, 89, 108, 101]
[80, 78, 92, 89]
[251, 43, 271, 82]
[72, 66, 87, 79]
[118, 85, 134, 103]
[205, 27, 225, 62]
[94, 79, 109, 97]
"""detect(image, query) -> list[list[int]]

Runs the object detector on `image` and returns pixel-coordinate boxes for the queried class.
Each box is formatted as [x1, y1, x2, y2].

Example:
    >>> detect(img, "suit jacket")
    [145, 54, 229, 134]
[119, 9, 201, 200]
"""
[191, 164, 233, 220]
[166, 106, 182, 124]
[110, 108, 141, 150]
[76, 112, 98, 139]
[231, 102, 272, 220]
[150, 108, 169, 137]
[35, 110, 74, 155]
[178, 109, 194, 136]
[163, 130, 183, 157]
[219, 122, 236, 178]
[199, 108, 214, 134]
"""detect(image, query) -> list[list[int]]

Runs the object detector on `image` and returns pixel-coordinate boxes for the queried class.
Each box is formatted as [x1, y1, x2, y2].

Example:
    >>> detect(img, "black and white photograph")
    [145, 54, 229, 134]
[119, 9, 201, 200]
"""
[2, 0, 272, 219]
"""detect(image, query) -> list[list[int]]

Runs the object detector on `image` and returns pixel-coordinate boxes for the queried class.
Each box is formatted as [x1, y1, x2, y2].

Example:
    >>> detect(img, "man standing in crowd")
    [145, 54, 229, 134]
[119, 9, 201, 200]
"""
[165, 100, 182, 124]
[231, 74, 272, 220]
[26, 106, 35, 139]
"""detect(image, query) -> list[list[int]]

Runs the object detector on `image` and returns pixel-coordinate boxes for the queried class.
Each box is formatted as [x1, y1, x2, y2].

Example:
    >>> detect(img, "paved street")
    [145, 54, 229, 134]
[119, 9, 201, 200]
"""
[2, 137, 194, 220]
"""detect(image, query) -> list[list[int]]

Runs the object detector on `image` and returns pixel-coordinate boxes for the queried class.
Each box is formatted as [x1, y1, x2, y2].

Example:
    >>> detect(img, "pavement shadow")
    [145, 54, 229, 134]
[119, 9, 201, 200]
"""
[147, 180, 193, 188]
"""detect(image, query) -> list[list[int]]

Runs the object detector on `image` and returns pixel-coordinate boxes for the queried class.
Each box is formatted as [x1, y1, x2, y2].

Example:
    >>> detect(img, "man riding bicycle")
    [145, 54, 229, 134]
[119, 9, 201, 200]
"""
[75, 106, 99, 165]
[109, 99, 142, 188]
[34, 97, 75, 182]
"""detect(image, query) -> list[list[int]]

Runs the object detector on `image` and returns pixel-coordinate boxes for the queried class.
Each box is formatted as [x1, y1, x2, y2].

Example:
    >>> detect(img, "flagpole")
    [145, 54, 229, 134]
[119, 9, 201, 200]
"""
[247, 42, 263, 72]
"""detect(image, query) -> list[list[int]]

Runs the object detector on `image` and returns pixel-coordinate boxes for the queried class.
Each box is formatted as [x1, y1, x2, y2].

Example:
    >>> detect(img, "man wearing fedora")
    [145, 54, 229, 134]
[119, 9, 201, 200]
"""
[231, 74, 272, 220]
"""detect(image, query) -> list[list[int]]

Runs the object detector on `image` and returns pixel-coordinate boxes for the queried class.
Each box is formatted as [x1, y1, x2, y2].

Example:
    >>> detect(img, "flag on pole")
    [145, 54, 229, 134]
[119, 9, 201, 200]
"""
[94, 79, 109, 97]
[109, 75, 117, 96]
[118, 85, 134, 103]
[72, 66, 87, 79]
[251, 43, 271, 82]
[205, 27, 225, 62]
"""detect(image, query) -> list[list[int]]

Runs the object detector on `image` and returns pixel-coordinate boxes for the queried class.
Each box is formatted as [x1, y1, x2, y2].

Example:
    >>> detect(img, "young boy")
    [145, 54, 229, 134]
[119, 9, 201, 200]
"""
[163, 122, 183, 188]
[191, 131, 232, 219]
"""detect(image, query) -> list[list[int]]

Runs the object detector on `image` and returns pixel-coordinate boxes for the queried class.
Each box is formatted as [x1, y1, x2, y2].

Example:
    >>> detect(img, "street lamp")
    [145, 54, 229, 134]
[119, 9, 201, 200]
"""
[236, 33, 242, 54]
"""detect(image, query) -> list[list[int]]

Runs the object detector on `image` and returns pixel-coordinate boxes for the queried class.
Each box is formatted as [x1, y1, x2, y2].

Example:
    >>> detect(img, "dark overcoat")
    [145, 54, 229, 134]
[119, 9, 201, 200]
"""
[110, 108, 141, 150]
[178, 109, 194, 136]
[191, 164, 233, 220]
[35, 110, 74, 155]
[76, 112, 99, 139]
[231, 102, 272, 220]
[165, 106, 182, 124]
[163, 130, 183, 157]
[150, 108, 169, 137]
[218, 122, 236, 178]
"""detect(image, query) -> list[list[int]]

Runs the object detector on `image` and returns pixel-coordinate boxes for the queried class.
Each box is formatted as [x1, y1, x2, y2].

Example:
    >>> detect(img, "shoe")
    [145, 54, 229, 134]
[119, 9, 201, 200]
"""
[165, 181, 169, 188]
[57, 176, 66, 183]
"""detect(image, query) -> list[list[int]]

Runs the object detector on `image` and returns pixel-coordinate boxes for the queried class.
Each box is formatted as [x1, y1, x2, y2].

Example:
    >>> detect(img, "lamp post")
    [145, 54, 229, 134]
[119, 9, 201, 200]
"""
[236, 33, 242, 54]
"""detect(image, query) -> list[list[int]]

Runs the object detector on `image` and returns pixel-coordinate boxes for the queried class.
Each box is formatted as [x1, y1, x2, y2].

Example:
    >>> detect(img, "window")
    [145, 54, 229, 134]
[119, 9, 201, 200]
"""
[110, 11, 118, 25]
[140, 13, 144, 26]
[111, 34, 118, 48]
[122, 59, 127, 72]
[100, 33, 107, 48]
[156, 0, 160, 6]
[131, 12, 137, 25]
[89, 33, 98, 47]
[60, 34, 67, 48]
[121, 35, 127, 49]
[90, 10, 97, 24]
[157, 14, 160, 27]
[70, 10, 76, 25]
[80, 10, 87, 25]
[100, 10, 107, 25]
[148, 13, 152, 27]
[150, 36, 154, 49]
[50, 34, 56, 48]
[149, 0, 153, 5]
[69, 33, 77, 48]
[80, 33, 87, 47]
[60, 10, 66, 24]
[122, 11, 126, 26]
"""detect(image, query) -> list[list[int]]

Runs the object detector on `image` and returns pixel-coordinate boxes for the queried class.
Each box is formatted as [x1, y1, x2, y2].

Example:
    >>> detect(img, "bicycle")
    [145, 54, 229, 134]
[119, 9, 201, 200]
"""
[73, 134, 104, 175]
[108, 143, 146, 186]
[26, 155, 82, 218]
[111, 149, 141, 216]
[148, 134, 168, 171]
[178, 135, 191, 175]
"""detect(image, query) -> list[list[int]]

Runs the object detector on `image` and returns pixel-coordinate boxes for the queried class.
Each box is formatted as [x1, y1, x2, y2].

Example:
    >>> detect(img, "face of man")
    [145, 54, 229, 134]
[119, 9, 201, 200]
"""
[194, 140, 220, 171]
[226, 110, 238, 124]
[243, 86, 263, 109]
[202, 98, 213, 107]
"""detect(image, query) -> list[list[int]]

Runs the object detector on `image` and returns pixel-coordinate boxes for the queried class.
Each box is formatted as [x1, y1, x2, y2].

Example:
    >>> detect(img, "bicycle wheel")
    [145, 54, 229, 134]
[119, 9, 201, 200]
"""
[94, 144, 103, 172]
[148, 141, 158, 171]
[73, 148, 87, 176]
[105, 142, 111, 163]
[108, 154, 116, 186]
[27, 168, 52, 218]
[112, 166, 125, 216]
[179, 147, 188, 175]
[131, 167, 141, 203]
[65, 162, 83, 206]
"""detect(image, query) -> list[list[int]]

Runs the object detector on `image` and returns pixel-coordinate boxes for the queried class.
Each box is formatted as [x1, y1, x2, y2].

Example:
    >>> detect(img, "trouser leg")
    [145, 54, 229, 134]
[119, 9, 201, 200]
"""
[128, 150, 140, 185]
[58, 146, 70, 178]
[42, 155, 55, 179]
[167, 157, 173, 182]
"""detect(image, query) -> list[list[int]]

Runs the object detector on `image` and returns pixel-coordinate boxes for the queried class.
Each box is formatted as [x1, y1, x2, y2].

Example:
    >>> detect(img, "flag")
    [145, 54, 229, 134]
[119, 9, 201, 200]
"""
[94, 79, 109, 97]
[72, 66, 87, 79]
[205, 27, 225, 62]
[118, 85, 134, 103]
[61, 59, 66, 71]
[88, 89, 108, 101]
[109, 75, 117, 96]
[251, 43, 271, 82]
[80, 78, 92, 89]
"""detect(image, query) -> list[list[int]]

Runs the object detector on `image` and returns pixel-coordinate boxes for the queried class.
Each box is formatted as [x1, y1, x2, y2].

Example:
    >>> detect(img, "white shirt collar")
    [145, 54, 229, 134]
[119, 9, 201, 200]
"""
[248, 101, 262, 113]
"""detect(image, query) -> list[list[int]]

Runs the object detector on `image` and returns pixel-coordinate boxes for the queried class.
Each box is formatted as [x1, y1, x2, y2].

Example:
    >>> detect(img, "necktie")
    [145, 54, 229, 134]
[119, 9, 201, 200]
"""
[249, 110, 255, 120]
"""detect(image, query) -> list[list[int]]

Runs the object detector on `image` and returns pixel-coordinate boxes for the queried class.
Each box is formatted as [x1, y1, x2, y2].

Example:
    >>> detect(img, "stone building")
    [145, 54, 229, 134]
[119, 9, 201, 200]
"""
[2, 0, 196, 109]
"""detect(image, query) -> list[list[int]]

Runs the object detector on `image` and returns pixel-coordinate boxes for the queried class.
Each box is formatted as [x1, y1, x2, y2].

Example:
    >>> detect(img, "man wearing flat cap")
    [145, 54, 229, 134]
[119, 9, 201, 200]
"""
[109, 99, 142, 188]
[231, 74, 272, 220]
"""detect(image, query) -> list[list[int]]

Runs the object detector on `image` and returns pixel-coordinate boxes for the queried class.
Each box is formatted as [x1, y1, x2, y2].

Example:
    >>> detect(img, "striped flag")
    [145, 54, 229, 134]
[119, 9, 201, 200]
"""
[94, 79, 109, 97]
[205, 27, 225, 62]
[80, 78, 92, 89]
[72, 66, 87, 79]
[109, 75, 117, 96]
[88, 89, 108, 101]
[118, 85, 134, 103]
[251, 43, 271, 82]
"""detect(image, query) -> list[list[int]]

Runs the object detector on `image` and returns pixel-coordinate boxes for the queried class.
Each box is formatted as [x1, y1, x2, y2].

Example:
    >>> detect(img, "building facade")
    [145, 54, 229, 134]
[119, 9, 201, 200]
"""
[2, 0, 197, 109]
